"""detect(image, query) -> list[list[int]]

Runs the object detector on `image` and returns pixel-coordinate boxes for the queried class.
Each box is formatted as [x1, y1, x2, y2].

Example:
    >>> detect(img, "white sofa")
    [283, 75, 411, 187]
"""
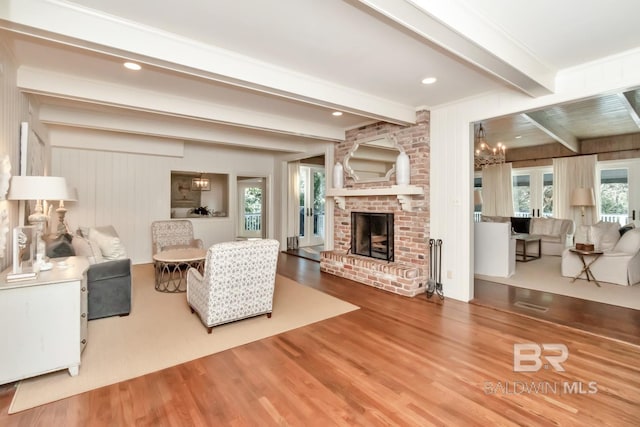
[562, 224, 640, 286]
[480, 216, 574, 256]
[529, 217, 574, 256]
[474, 222, 515, 277]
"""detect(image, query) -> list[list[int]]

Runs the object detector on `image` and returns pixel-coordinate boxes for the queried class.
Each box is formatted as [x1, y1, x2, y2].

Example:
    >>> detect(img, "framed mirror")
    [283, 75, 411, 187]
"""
[344, 135, 400, 182]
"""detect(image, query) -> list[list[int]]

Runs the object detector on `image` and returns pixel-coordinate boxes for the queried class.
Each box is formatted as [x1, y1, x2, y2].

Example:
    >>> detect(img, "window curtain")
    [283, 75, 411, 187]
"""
[287, 161, 300, 241]
[553, 154, 598, 225]
[481, 163, 514, 217]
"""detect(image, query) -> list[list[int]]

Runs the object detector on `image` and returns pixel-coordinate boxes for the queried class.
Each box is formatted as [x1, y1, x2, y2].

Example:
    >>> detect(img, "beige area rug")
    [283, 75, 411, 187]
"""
[476, 255, 640, 310]
[9, 264, 359, 414]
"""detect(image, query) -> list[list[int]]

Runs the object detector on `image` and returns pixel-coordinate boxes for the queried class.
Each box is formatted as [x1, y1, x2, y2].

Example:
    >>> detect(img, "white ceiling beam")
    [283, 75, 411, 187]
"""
[18, 67, 344, 142]
[522, 112, 580, 153]
[0, 0, 416, 125]
[39, 104, 319, 153]
[357, 0, 555, 97]
[619, 91, 640, 129]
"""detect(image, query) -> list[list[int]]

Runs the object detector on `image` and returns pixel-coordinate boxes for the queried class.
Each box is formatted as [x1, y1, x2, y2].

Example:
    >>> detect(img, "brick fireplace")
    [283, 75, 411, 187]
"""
[320, 111, 430, 297]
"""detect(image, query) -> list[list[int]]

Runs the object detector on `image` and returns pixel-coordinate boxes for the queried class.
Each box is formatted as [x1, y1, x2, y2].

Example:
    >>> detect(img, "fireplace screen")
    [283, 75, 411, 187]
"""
[351, 212, 394, 261]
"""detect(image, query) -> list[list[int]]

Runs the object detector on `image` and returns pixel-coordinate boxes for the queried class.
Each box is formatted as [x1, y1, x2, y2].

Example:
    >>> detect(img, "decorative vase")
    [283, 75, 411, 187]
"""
[396, 151, 410, 185]
[333, 162, 344, 188]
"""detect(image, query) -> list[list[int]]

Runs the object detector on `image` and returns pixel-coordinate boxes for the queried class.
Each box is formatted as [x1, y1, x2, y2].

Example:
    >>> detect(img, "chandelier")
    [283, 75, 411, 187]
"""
[474, 123, 505, 168]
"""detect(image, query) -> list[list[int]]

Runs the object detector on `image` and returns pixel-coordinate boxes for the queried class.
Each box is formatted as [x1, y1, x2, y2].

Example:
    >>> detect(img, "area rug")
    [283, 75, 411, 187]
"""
[9, 264, 359, 413]
[475, 255, 640, 310]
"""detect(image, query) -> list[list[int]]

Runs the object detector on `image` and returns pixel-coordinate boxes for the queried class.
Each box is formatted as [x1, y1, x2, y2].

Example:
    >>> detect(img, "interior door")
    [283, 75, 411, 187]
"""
[237, 177, 265, 239]
[298, 166, 325, 247]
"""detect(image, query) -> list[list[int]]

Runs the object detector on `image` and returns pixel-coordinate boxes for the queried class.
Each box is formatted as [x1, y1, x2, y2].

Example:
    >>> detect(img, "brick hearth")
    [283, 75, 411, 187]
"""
[320, 111, 430, 297]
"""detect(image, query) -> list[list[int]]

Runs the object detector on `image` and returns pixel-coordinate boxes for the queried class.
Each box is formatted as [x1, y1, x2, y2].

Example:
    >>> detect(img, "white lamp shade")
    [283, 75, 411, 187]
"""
[7, 176, 73, 201]
[570, 187, 595, 207]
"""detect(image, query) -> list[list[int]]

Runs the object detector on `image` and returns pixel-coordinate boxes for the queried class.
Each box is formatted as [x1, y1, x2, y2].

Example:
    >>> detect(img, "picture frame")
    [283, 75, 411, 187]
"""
[12, 226, 36, 275]
[170, 173, 201, 208]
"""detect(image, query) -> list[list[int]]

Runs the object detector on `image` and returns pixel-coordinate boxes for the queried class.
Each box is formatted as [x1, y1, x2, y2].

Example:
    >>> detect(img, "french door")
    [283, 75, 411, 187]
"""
[298, 166, 325, 247]
[237, 177, 265, 239]
[512, 167, 553, 218]
[597, 159, 638, 226]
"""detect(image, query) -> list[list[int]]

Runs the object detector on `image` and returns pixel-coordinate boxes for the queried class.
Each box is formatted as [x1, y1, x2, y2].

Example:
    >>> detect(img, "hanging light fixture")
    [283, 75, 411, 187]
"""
[191, 174, 210, 191]
[474, 123, 505, 168]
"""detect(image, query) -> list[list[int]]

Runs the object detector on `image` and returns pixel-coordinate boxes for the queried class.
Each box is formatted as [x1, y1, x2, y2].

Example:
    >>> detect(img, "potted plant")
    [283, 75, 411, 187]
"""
[189, 206, 212, 217]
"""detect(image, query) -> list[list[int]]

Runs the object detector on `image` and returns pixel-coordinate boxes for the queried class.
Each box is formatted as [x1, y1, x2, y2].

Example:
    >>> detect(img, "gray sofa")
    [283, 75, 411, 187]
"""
[46, 233, 132, 320]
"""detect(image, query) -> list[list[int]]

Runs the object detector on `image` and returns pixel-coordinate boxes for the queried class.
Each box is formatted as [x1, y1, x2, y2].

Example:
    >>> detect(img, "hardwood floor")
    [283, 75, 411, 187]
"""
[1, 253, 639, 426]
[472, 279, 640, 347]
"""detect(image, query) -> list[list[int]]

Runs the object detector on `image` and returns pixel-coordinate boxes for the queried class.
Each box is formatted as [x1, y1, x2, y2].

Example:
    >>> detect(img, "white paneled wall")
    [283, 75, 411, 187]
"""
[51, 137, 277, 265]
[0, 41, 29, 271]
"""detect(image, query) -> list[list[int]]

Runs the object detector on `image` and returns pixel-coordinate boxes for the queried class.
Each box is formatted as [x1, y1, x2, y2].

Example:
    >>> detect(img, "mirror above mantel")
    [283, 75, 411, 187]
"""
[344, 135, 400, 183]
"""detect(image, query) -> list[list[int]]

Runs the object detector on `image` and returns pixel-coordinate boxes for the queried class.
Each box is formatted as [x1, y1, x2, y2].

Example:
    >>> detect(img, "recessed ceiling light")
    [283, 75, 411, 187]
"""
[515, 135, 522, 139]
[421, 77, 437, 85]
[124, 62, 141, 71]
[332, 111, 343, 116]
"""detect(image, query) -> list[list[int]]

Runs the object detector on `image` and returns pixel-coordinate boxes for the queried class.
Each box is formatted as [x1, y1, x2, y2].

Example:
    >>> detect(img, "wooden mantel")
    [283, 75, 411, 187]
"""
[325, 185, 424, 212]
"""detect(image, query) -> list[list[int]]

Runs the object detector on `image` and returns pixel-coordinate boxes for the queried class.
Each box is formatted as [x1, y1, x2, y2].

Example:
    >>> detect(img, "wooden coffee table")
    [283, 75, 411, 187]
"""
[153, 248, 207, 292]
[512, 233, 541, 262]
[569, 248, 604, 287]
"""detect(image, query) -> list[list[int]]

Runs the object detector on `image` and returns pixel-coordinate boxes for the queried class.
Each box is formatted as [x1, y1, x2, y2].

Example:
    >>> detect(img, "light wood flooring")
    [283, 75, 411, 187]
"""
[1, 254, 639, 426]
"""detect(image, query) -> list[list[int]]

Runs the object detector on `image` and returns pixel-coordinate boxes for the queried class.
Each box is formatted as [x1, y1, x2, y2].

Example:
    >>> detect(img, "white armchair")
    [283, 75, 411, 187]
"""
[151, 220, 203, 256]
[562, 228, 640, 286]
[186, 239, 280, 333]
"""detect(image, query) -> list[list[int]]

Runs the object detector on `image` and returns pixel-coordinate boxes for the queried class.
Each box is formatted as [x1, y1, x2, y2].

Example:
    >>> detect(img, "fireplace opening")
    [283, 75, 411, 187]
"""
[351, 212, 394, 261]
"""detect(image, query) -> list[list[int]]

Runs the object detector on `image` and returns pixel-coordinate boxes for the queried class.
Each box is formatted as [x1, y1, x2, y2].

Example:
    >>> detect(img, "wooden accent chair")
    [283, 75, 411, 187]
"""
[186, 239, 280, 333]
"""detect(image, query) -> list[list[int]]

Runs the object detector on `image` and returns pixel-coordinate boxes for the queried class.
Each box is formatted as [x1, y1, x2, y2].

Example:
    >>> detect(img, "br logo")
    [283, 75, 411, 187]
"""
[513, 343, 568, 372]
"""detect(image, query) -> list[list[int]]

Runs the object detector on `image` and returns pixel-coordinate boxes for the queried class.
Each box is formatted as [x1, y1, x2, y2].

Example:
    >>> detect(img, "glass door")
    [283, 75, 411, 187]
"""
[598, 160, 637, 226]
[237, 177, 265, 239]
[512, 167, 553, 218]
[298, 166, 325, 247]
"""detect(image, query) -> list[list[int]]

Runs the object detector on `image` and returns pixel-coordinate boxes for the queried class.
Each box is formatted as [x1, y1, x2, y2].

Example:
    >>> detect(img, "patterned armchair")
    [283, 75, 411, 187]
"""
[151, 220, 203, 255]
[186, 239, 280, 333]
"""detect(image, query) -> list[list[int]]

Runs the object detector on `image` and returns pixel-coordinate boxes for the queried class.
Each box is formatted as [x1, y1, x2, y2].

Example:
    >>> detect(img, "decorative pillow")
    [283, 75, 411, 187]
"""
[88, 225, 127, 260]
[71, 235, 104, 264]
[619, 223, 635, 236]
[589, 221, 621, 251]
[530, 218, 553, 236]
[510, 217, 530, 234]
[613, 228, 640, 254]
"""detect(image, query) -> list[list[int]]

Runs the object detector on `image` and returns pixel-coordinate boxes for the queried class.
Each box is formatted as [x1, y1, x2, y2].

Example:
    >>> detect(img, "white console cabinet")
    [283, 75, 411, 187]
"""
[0, 257, 89, 385]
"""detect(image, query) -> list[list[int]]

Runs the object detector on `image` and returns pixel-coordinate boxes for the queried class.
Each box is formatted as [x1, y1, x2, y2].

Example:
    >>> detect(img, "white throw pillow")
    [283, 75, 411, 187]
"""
[589, 221, 620, 251]
[613, 228, 640, 254]
[71, 236, 104, 264]
[88, 226, 127, 260]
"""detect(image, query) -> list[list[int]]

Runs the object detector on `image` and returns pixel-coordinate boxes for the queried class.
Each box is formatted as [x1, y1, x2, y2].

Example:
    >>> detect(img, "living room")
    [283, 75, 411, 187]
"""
[2, 1, 640, 424]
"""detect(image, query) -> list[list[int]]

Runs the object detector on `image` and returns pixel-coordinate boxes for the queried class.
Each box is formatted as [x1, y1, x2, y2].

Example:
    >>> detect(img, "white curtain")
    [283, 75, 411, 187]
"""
[287, 161, 300, 239]
[481, 163, 514, 217]
[553, 155, 598, 225]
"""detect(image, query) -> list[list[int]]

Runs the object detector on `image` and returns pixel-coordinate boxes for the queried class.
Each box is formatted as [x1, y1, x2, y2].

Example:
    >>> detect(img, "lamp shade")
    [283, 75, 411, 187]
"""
[7, 176, 72, 201]
[474, 189, 483, 206]
[570, 187, 595, 207]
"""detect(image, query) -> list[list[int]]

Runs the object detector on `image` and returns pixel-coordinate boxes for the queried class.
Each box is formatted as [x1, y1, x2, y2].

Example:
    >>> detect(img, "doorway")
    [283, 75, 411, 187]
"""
[298, 165, 325, 247]
[237, 176, 266, 239]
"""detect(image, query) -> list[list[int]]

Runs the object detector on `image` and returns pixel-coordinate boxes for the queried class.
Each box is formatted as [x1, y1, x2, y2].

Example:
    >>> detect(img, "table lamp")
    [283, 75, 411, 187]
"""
[56, 186, 78, 235]
[570, 187, 595, 225]
[7, 176, 72, 271]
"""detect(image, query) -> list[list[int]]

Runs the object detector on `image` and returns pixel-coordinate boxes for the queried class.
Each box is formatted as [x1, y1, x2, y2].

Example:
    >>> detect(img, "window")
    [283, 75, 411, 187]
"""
[512, 174, 530, 217]
[600, 168, 628, 225]
[542, 173, 553, 216]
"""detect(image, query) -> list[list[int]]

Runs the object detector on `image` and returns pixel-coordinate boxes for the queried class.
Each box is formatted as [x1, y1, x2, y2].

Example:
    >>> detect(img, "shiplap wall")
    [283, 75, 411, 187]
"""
[51, 138, 277, 265]
[0, 41, 29, 271]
